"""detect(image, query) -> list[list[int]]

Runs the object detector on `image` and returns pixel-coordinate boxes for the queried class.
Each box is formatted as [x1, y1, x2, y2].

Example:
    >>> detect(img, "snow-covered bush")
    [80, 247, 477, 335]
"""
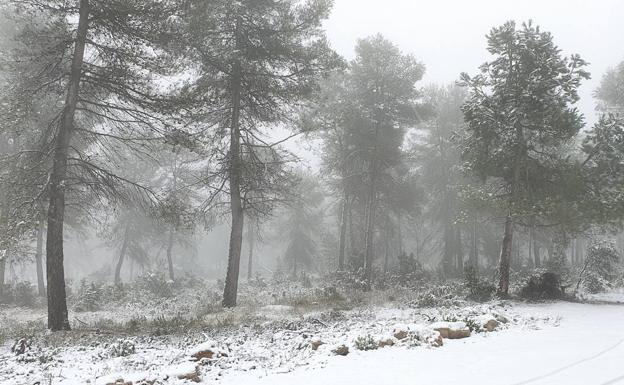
[354, 334, 378, 351]
[396, 252, 428, 283]
[74, 280, 102, 312]
[3, 282, 37, 307]
[108, 339, 136, 357]
[135, 272, 174, 298]
[520, 272, 564, 300]
[464, 266, 495, 302]
[579, 241, 621, 294]
[409, 282, 465, 308]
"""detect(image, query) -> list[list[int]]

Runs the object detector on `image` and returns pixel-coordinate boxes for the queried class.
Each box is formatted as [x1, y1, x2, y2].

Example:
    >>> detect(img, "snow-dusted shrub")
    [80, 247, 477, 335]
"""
[403, 328, 441, 347]
[464, 266, 495, 302]
[397, 252, 428, 283]
[327, 270, 368, 291]
[5, 282, 36, 307]
[520, 272, 564, 300]
[135, 272, 174, 298]
[579, 241, 621, 294]
[409, 282, 464, 308]
[354, 334, 378, 351]
[108, 339, 136, 357]
[74, 280, 102, 312]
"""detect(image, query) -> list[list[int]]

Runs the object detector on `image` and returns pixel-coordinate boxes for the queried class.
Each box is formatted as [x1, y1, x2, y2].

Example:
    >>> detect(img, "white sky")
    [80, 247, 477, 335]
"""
[323, 0, 624, 125]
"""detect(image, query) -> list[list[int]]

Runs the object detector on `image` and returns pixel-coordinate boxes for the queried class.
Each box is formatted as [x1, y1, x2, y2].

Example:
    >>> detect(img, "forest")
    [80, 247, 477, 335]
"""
[0, 0, 623, 384]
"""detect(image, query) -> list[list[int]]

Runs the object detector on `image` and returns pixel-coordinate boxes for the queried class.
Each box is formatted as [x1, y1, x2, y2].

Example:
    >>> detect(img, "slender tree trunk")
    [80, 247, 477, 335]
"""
[498, 118, 524, 296]
[397, 212, 403, 256]
[469, 214, 478, 271]
[528, 225, 534, 269]
[443, 222, 454, 276]
[35, 218, 46, 297]
[363, 160, 378, 290]
[533, 237, 541, 268]
[338, 196, 348, 270]
[498, 214, 514, 296]
[348, 200, 355, 256]
[383, 216, 390, 273]
[0, 256, 5, 299]
[46, 0, 89, 331]
[114, 224, 131, 286]
[247, 220, 254, 280]
[455, 226, 463, 273]
[223, 18, 244, 307]
[166, 227, 175, 281]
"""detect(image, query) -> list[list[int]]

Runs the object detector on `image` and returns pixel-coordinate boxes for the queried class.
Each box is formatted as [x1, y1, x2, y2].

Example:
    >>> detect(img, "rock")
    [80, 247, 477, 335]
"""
[433, 327, 450, 339]
[176, 366, 201, 383]
[105, 380, 132, 385]
[311, 340, 324, 351]
[378, 338, 395, 348]
[191, 349, 214, 361]
[393, 330, 408, 340]
[432, 322, 471, 339]
[495, 314, 509, 324]
[431, 331, 443, 347]
[190, 341, 228, 362]
[332, 345, 349, 356]
[447, 327, 471, 339]
[474, 314, 500, 332]
[484, 319, 499, 332]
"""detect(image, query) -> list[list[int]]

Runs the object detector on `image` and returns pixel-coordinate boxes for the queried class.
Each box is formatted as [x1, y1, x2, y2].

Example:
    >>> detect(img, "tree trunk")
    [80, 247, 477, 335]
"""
[498, 118, 524, 296]
[528, 225, 534, 269]
[348, 200, 356, 256]
[36, 218, 46, 297]
[498, 214, 514, 296]
[397, 212, 403, 256]
[363, 162, 378, 290]
[533, 237, 541, 268]
[46, 0, 89, 331]
[383, 216, 390, 273]
[247, 220, 254, 280]
[222, 18, 244, 308]
[0, 256, 5, 299]
[469, 214, 478, 271]
[443, 222, 454, 276]
[114, 224, 131, 286]
[166, 227, 175, 281]
[455, 226, 463, 273]
[337, 196, 348, 270]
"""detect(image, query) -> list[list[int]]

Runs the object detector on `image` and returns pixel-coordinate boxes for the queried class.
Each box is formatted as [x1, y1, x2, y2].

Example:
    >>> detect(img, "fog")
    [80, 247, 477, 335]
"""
[1, 1, 624, 383]
[326, 0, 624, 124]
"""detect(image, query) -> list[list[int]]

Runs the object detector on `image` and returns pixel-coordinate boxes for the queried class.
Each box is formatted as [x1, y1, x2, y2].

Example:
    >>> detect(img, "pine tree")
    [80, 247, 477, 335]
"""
[179, 0, 339, 307]
[7, 0, 180, 330]
[460, 21, 589, 296]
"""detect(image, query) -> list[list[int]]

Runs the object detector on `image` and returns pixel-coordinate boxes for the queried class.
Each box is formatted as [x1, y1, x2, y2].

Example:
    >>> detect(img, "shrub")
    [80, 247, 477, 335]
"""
[578, 241, 621, 294]
[354, 334, 378, 351]
[520, 272, 564, 300]
[135, 272, 174, 298]
[74, 280, 102, 312]
[464, 266, 496, 302]
[4, 282, 37, 307]
[108, 339, 136, 357]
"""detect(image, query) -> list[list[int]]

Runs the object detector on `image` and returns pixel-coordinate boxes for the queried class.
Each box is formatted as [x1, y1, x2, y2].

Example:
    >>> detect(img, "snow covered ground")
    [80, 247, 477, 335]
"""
[3, 298, 624, 385]
[223, 302, 624, 385]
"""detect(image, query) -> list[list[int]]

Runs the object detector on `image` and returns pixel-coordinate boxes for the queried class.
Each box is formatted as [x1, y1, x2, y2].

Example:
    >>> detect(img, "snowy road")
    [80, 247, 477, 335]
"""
[222, 303, 624, 385]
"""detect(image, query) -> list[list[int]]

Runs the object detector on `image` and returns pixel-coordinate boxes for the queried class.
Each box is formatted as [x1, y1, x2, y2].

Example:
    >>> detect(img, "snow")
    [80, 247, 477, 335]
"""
[220, 302, 624, 385]
[3, 297, 624, 384]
